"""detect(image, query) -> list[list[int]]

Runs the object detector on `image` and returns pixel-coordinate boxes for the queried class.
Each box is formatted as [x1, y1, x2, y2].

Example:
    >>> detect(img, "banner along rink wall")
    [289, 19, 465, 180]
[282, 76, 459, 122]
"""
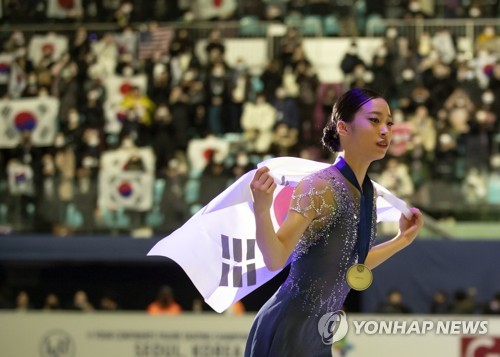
[0, 312, 499, 357]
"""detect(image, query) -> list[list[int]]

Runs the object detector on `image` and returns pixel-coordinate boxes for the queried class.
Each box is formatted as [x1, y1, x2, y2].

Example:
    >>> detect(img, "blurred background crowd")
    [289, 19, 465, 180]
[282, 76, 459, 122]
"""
[1, 0, 500, 236]
[1, 0, 500, 313]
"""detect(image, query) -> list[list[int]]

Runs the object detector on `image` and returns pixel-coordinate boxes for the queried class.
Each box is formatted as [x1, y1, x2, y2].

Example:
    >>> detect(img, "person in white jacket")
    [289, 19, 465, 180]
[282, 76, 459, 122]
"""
[241, 92, 277, 153]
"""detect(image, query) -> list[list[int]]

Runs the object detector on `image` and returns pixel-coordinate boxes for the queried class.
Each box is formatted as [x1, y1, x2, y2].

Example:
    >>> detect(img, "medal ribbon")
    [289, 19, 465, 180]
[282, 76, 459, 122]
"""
[334, 156, 374, 265]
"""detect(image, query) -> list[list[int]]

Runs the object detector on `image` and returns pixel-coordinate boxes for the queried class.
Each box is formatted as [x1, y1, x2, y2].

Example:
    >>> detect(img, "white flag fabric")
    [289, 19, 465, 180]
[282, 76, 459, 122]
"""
[148, 156, 411, 313]
[0, 97, 59, 148]
[104, 74, 148, 103]
[7, 60, 27, 99]
[98, 148, 155, 211]
[186, 136, 231, 174]
[46, 0, 83, 19]
[192, 0, 237, 20]
[27, 33, 68, 65]
[0, 53, 12, 85]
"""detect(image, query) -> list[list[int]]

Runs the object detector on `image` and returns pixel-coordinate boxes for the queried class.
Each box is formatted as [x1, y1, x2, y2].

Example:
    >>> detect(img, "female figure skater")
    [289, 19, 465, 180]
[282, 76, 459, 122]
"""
[245, 88, 424, 356]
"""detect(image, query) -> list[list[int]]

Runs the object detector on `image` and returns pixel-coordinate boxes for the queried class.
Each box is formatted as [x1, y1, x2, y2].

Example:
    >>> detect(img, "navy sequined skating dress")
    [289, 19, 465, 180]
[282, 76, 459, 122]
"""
[244, 163, 377, 357]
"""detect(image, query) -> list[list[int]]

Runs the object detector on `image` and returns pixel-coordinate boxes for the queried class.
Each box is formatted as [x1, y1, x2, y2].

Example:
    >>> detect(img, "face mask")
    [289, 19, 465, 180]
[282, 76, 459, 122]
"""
[476, 110, 487, 123]
[83, 156, 96, 168]
[409, 2, 421, 12]
[87, 90, 98, 101]
[485, 27, 495, 36]
[482, 93, 495, 104]
[153, 63, 166, 78]
[87, 136, 99, 147]
[386, 28, 398, 39]
[439, 133, 453, 145]
[363, 71, 374, 83]
[275, 88, 285, 99]
[469, 7, 481, 17]
[55, 136, 65, 147]
[68, 113, 79, 124]
[212, 67, 224, 77]
[159, 106, 169, 115]
[402, 69, 414, 81]
[377, 47, 388, 57]
[455, 98, 466, 107]
[236, 155, 249, 167]
[121, 3, 133, 13]
[122, 139, 134, 148]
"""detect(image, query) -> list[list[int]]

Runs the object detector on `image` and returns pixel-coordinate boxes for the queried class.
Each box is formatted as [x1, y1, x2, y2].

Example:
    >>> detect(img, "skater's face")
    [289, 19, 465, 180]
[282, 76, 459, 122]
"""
[339, 97, 393, 161]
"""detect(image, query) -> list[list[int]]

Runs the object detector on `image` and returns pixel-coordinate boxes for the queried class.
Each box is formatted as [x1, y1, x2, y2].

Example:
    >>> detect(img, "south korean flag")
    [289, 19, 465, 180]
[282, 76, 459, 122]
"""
[98, 148, 155, 212]
[0, 53, 12, 85]
[7, 161, 34, 196]
[0, 97, 59, 148]
[27, 33, 68, 65]
[103, 74, 148, 134]
[104, 74, 148, 103]
[46, 0, 84, 19]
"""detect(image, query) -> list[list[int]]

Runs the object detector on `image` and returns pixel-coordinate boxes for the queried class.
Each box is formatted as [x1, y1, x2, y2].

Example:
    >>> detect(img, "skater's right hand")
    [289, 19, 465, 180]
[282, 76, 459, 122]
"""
[250, 166, 277, 213]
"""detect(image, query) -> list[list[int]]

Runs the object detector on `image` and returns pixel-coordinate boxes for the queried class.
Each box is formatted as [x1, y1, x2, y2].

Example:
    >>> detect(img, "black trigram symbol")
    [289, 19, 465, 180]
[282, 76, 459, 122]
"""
[1, 105, 12, 120]
[219, 234, 256, 288]
[37, 103, 48, 115]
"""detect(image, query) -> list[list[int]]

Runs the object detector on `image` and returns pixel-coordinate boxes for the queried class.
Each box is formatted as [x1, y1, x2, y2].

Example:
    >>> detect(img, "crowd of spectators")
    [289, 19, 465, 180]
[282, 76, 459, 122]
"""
[1, 14, 500, 235]
[1, 0, 500, 25]
[375, 288, 500, 315]
[2, 284, 499, 315]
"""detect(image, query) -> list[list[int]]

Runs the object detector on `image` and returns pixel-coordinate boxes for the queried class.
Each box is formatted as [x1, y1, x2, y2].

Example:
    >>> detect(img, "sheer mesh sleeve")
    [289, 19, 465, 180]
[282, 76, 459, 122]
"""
[290, 175, 329, 219]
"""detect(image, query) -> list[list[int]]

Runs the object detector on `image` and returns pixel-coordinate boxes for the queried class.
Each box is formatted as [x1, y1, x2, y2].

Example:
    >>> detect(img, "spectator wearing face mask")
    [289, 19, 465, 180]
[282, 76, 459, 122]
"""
[152, 104, 176, 175]
[396, 67, 418, 111]
[340, 42, 365, 79]
[403, 0, 429, 19]
[205, 62, 230, 136]
[431, 29, 456, 65]
[53, 132, 76, 233]
[228, 58, 251, 133]
[230, 152, 254, 181]
[119, 85, 155, 147]
[241, 92, 277, 153]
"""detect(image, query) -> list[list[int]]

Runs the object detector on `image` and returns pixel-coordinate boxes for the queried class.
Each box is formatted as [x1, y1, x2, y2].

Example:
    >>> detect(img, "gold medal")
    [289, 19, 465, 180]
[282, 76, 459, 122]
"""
[346, 264, 373, 291]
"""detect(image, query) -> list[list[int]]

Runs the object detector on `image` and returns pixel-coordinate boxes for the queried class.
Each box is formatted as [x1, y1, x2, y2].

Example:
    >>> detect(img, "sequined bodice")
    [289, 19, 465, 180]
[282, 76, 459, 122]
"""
[277, 165, 377, 316]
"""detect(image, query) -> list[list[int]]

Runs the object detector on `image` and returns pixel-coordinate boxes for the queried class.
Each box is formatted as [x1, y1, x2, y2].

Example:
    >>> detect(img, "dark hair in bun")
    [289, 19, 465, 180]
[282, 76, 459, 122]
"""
[322, 87, 384, 153]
